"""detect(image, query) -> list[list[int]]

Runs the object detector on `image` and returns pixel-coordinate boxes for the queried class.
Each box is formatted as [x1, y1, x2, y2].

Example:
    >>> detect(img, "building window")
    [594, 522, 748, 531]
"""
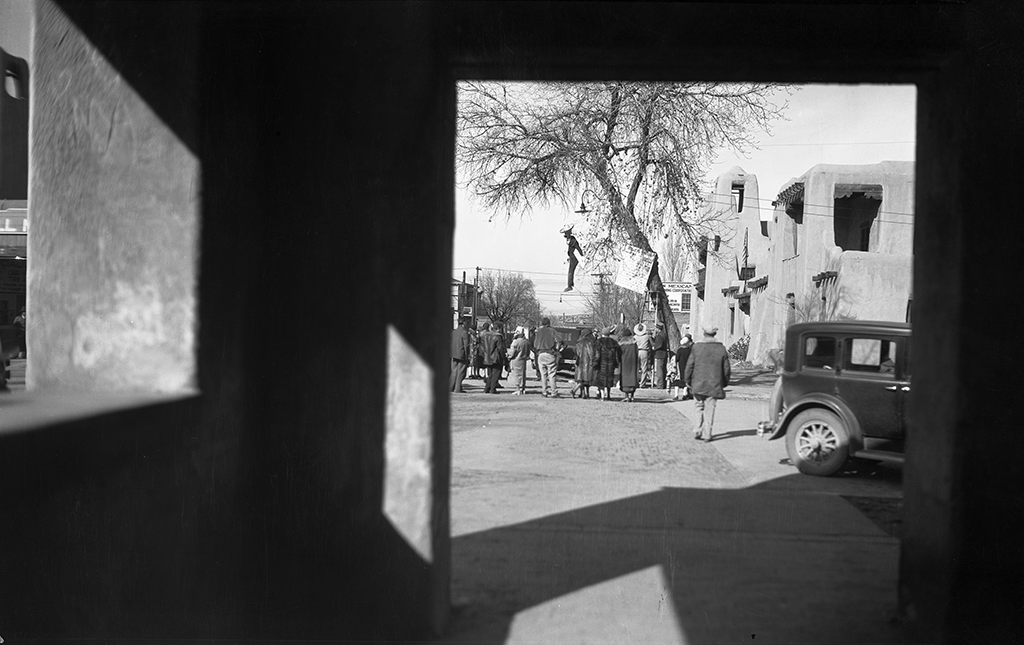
[785, 203, 802, 258]
[833, 185, 882, 252]
[732, 183, 745, 213]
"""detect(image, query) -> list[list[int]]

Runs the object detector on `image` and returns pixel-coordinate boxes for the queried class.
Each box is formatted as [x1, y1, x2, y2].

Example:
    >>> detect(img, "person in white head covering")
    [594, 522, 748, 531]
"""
[506, 326, 532, 395]
[634, 322, 653, 387]
[560, 224, 583, 292]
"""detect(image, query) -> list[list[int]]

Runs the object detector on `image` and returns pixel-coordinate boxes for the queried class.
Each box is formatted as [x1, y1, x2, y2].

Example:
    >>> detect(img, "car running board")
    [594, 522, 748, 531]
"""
[852, 448, 905, 464]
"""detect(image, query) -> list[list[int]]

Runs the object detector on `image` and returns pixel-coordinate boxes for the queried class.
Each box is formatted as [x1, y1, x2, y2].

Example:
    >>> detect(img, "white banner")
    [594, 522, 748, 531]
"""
[614, 245, 657, 294]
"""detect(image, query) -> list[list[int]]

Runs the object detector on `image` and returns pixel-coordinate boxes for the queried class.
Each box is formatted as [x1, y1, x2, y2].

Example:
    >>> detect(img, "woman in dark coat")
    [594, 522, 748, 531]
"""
[572, 328, 597, 399]
[674, 333, 694, 400]
[592, 326, 621, 401]
[618, 326, 640, 402]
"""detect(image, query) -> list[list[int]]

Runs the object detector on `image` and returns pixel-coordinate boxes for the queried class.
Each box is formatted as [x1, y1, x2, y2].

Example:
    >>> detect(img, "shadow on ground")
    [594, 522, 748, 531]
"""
[437, 476, 902, 644]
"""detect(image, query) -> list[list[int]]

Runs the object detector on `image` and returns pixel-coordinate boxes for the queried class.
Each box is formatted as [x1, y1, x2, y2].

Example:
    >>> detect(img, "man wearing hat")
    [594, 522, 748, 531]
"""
[684, 327, 732, 442]
[449, 315, 472, 393]
[560, 224, 583, 292]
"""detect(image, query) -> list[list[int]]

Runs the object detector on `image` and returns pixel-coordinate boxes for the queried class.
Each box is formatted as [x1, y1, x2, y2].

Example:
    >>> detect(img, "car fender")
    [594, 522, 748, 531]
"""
[767, 393, 864, 452]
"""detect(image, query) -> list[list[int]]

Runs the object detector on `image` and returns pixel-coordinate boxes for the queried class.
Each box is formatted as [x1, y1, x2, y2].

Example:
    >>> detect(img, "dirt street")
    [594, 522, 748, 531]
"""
[439, 366, 903, 644]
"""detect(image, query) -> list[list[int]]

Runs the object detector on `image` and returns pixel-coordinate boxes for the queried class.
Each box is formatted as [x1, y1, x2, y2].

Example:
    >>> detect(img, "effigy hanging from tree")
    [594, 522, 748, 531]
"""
[560, 224, 584, 291]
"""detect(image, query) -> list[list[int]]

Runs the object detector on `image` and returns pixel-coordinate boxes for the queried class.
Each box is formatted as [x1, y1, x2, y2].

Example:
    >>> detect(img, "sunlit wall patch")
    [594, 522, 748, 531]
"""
[384, 323, 434, 563]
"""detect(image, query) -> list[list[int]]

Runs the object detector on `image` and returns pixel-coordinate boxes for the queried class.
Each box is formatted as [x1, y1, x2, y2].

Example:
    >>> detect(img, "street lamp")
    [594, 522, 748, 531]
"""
[574, 189, 600, 216]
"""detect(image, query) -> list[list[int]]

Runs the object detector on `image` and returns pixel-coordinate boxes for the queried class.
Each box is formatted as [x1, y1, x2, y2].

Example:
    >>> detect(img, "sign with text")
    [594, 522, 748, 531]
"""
[662, 281, 693, 313]
[0, 258, 26, 294]
[614, 244, 656, 294]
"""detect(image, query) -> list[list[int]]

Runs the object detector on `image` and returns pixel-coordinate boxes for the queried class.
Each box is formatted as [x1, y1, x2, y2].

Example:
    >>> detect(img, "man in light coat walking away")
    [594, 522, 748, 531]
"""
[684, 327, 732, 442]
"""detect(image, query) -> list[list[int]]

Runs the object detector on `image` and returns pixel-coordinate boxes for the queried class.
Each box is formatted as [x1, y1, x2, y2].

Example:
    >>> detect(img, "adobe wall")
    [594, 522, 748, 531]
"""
[825, 252, 913, 322]
[696, 167, 762, 348]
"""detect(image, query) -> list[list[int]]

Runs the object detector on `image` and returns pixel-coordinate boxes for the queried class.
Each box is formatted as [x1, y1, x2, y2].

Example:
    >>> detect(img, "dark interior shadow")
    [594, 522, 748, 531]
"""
[437, 477, 902, 644]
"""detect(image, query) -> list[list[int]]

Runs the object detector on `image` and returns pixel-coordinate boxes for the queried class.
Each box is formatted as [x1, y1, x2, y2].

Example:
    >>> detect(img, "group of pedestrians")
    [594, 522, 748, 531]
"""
[450, 316, 732, 440]
[448, 315, 565, 397]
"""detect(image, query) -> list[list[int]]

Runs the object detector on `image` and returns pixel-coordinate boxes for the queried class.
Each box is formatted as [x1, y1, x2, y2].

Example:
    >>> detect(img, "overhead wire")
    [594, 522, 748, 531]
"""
[697, 194, 916, 223]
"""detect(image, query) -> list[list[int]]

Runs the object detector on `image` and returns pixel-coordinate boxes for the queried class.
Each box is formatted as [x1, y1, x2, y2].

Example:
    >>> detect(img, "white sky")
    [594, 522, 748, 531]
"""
[454, 83, 917, 316]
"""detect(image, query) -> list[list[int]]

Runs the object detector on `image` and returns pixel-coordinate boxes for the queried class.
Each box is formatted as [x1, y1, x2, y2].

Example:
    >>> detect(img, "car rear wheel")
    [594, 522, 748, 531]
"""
[786, 408, 849, 476]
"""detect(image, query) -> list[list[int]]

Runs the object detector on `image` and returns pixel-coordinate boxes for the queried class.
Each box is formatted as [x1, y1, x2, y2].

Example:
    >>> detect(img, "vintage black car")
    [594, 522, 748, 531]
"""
[766, 320, 911, 476]
[551, 326, 582, 376]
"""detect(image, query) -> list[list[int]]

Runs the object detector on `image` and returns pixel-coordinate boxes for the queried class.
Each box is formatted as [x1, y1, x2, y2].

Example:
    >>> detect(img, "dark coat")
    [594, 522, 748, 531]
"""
[592, 336, 620, 389]
[684, 339, 731, 399]
[479, 330, 506, 367]
[451, 325, 471, 362]
[675, 345, 692, 375]
[652, 329, 668, 359]
[619, 340, 639, 392]
[574, 333, 596, 383]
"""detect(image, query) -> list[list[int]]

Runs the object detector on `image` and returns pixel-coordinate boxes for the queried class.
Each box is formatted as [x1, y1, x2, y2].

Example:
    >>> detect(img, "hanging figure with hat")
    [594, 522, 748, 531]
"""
[560, 224, 583, 292]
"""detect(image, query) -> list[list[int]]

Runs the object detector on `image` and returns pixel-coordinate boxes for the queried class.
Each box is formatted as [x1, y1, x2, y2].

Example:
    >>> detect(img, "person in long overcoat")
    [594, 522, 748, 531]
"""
[592, 325, 621, 401]
[571, 328, 596, 399]
[618, 326, 640, 402]
[449, 315, 472, 393]
[674, 333, 694, 400]
[684, 327, 732, 441]
[478, 322, 506, 394]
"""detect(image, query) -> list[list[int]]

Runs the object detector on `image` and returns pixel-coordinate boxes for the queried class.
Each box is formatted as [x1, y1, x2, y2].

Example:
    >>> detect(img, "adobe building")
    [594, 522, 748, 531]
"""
[0, 2, 1020, 644]
[691, 166, 767, 349]
[746, 161, 915, 365]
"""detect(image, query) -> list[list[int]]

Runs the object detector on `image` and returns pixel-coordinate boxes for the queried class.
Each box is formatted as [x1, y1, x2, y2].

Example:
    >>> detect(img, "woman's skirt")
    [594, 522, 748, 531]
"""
[509, 359, 528, 390]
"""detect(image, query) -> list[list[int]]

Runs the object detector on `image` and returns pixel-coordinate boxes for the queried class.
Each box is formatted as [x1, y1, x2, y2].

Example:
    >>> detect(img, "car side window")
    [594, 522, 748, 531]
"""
[843, 337, 898, 377]
[803, 336, 836, 370]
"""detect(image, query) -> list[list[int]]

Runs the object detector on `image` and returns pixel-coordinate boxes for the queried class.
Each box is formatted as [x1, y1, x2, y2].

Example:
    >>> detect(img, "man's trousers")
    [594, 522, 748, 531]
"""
[654, 356, 667, 389]
[693, 394, 719, 441]
[538, 352, 559, 395]
[450, 359, 468, 392]
[638, 349, 652, 386]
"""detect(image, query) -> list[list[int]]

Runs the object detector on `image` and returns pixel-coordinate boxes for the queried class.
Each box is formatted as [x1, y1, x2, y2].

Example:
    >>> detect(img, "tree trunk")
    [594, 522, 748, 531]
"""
[595, 169, 683, 351]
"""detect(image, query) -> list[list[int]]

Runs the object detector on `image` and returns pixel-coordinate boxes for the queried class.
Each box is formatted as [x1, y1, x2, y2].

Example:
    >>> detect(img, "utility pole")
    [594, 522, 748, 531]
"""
[473, 266, 481, 327]
[591, 272, 609, 325]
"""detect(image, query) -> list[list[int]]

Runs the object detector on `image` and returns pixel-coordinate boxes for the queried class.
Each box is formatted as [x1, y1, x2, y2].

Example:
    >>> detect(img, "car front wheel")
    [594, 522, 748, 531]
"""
[786, 408, 849, 476]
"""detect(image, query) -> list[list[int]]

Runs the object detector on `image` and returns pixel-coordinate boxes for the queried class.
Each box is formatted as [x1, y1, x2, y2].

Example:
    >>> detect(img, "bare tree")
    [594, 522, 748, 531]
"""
[478, 270, 542, 331]
[581, 279, 647, 333]
[457, 81, 791, 349]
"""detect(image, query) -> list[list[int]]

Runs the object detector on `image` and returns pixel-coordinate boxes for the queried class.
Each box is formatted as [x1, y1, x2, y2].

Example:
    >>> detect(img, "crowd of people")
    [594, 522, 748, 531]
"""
[450, 315, 732, 440]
